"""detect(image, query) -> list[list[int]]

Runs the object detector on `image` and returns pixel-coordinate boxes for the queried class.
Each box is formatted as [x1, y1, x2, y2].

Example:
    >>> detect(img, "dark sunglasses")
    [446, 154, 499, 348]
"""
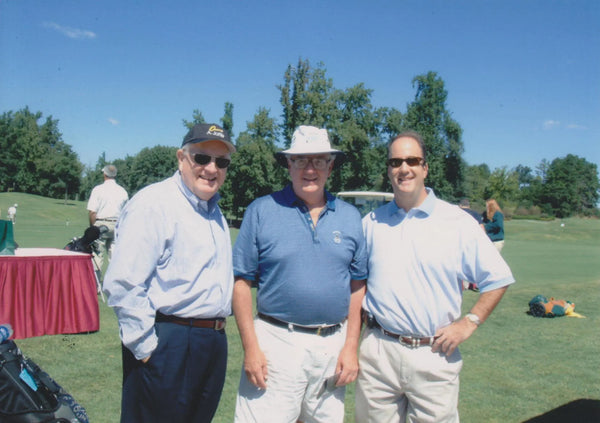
[387, 157, 424, 168]
[192, 153, 231, 169]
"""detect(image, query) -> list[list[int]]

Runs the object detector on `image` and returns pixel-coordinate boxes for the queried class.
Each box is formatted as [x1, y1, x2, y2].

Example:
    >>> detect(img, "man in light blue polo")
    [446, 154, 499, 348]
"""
[233, 125, 367, 422]
[356, 131, 515, 422]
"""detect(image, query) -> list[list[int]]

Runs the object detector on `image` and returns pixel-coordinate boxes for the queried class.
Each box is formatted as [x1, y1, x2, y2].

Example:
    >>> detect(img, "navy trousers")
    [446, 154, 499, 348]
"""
[120, 321, 227, 423]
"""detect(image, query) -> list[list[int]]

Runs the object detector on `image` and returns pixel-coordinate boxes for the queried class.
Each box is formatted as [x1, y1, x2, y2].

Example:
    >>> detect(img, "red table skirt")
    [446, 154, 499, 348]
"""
[0, 249, 100, 339]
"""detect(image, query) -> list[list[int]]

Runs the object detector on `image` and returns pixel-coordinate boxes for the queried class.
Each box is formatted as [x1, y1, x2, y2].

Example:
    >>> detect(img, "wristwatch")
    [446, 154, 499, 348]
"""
[465, 313, 481, 326]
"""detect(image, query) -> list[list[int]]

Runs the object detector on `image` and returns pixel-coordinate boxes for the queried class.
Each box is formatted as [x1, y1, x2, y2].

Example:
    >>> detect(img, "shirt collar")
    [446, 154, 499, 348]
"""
[282, 184, 336, 212]
[174, 171, 220, 213]
[391, 188, 436, 217]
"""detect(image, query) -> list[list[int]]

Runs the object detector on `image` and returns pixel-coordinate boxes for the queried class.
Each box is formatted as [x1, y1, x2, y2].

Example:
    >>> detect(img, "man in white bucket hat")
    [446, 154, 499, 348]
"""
[232, 125, 367, 422]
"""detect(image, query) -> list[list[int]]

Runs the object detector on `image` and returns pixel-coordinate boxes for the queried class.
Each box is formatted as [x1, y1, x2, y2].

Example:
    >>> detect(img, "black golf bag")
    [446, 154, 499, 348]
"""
[0, 339, 89, 422]
[64, 225, 107, 254]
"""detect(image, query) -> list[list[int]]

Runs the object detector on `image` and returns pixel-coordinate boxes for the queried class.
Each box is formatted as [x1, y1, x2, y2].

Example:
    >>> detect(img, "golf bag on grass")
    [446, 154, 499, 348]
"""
[0, 339, 89, 423]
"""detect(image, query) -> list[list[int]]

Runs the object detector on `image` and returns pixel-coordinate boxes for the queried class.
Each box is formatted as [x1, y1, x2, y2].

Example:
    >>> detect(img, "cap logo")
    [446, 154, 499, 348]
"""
[207, 125, 225, 139]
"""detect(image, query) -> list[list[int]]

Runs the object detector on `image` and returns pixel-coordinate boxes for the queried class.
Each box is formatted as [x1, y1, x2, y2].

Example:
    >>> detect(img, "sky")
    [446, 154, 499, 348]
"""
[1, 0, 599, 176]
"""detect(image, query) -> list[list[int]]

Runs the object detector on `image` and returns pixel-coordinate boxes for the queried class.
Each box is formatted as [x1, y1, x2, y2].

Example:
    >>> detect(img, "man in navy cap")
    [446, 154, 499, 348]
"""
[104, 123, 235, 423]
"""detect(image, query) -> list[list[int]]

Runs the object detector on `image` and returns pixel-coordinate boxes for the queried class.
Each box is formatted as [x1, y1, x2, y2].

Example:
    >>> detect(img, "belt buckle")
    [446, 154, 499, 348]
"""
[214, 320, 226, 330]
[400, 336, 419, 348]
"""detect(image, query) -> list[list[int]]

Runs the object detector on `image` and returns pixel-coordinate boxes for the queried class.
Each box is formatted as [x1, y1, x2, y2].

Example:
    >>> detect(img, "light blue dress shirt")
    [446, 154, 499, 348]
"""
[103, 172, 233, 360]
[362, 189, 515, 338]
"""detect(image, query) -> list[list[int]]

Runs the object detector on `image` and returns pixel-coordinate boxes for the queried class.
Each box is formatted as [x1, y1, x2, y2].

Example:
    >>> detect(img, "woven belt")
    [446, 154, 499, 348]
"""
[155, 312, 226, 330]
[258, 313, 342, 337]
[363, 312, 436, 348]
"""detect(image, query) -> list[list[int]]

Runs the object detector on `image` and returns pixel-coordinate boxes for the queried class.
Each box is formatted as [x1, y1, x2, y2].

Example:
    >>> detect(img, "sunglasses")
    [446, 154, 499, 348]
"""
[387, 157, 424, 168]
[289, 157, 332, 170]
[191, 153, 231, 169]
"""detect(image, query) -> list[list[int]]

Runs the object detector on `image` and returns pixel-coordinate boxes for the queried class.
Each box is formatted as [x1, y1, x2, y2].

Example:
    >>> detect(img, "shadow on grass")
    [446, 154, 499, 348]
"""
[522, 399, 600, 422]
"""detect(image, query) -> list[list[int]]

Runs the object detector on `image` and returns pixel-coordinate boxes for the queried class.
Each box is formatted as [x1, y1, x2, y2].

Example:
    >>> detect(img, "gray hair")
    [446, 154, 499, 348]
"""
[102, 165, 117, 178]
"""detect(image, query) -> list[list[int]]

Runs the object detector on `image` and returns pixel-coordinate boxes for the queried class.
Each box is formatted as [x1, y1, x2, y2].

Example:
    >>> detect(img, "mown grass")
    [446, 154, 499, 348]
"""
[1, 193, 599, 422]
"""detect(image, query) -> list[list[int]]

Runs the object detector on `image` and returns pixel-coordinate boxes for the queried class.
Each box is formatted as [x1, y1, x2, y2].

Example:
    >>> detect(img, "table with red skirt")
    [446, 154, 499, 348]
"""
[0, 248, 100, 339]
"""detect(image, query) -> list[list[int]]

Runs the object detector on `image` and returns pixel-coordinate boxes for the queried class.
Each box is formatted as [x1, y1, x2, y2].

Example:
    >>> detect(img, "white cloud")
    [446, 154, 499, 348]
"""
[43, 22, 96, 39]
[108, 118, 120, 126]
[566, 123, 587, 130]
[542, 120, 560, 130]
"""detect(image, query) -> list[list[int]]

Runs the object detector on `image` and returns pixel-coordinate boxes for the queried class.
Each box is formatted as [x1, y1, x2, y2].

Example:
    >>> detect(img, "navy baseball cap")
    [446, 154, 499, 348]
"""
[182, 123, 236, 153]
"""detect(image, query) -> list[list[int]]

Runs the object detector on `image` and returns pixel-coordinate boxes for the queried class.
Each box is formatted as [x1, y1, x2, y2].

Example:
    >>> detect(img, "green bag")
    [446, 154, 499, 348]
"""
[0, 220, 16, 255]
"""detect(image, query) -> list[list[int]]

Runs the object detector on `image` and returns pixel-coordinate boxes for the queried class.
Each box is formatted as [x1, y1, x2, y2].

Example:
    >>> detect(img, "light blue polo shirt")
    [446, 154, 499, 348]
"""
[233, 185, 368, 326]
[362, 189, 515, 337]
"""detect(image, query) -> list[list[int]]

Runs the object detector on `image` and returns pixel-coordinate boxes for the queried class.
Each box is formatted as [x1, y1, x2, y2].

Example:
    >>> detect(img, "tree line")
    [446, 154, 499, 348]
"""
[1, 59, 598, 219]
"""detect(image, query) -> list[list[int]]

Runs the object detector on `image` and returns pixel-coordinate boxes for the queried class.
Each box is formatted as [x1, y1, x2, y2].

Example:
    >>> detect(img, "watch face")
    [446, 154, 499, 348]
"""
[467, 313, 480, 325]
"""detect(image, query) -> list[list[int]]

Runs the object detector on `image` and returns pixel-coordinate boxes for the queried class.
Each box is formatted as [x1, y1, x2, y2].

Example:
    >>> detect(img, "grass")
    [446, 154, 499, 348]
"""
[2, 193, 599, 422]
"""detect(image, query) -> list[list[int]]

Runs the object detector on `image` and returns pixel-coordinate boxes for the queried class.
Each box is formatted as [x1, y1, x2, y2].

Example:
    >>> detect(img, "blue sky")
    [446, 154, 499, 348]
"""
[2, 0, 599, 176]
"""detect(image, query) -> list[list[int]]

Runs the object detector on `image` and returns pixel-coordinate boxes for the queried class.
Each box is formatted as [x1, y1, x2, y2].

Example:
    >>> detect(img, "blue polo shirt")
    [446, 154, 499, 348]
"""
[233, 185, 368, 326]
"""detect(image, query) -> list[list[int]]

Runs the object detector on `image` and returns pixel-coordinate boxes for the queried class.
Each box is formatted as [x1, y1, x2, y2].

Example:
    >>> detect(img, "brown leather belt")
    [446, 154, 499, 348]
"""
[381, 330, 436, 347]
[363, 311, 436, 347]
[258, 313, 342, 337]
[156, 312, 226, 330]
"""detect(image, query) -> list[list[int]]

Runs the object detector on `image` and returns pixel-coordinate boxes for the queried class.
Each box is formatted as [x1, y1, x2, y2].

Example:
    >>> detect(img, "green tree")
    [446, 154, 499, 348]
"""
[485, 166, 520, 203]
[221, 102, 235, 139]
[464, 164, 491, 204]
[127, 146, 178, 194]
[222, 108, 285, 220]
[278, 58, 336, 146]
[183, 109, 206, 129]
[0, 108, 82, 198]
[541, 154, 600, 217]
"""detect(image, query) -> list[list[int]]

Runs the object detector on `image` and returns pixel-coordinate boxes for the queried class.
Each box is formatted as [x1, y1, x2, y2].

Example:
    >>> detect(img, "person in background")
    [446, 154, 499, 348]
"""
[86, 165, 129, 273]
[356, 131, 515, 422]
[484, 198, 505, 252]
[7, 204, 17, 224]
[103, 123, 235, 423]
[233, 125, 367, 423]
[458, 198, 483, 227]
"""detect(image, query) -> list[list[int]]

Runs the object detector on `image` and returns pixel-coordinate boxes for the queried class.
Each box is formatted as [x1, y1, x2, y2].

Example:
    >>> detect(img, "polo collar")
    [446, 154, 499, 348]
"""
[282, 184, 336, 212]
[391, 188, 436, 217]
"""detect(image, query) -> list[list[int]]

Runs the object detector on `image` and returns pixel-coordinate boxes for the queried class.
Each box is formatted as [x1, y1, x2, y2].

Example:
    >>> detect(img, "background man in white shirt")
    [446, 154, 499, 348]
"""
[86, 164, 129, 273]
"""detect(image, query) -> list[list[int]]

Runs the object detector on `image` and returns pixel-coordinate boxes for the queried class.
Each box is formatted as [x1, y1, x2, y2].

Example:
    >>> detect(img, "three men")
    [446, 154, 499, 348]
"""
[232, 126, 367, 422]
[104, 123, 235, 423]
[356, 131, 515, 422]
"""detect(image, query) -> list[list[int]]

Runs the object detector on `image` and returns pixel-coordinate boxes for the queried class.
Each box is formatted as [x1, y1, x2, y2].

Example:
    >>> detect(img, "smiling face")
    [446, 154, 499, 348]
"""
[387, 136, 429, 210]
[287, 154, 334, 206]
[177, 140, 230, 201]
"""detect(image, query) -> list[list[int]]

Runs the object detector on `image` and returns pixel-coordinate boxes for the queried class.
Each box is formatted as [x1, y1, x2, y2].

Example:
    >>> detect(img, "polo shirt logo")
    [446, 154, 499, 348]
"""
[333, 231, 342, 244]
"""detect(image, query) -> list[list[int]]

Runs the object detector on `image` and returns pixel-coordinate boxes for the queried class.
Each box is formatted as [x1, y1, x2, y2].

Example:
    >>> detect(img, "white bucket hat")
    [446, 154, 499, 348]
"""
[276, 125, 346, 168]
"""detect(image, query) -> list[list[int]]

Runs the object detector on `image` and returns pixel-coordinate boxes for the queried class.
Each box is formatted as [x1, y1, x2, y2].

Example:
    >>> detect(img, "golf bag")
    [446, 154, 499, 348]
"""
[0, 339, 89, 423]
[64, 225, 109, 299]
[64, 225, 108, 255]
